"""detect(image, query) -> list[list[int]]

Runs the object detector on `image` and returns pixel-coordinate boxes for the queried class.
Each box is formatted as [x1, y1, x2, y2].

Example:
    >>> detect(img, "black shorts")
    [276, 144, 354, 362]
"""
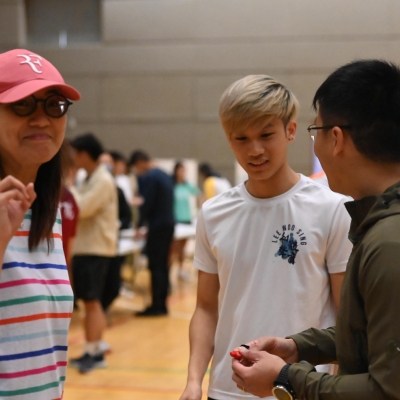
[72, 255, 111, 301]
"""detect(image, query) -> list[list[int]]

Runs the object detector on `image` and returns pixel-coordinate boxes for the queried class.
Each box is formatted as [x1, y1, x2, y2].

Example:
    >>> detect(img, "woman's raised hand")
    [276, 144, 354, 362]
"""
[0, 176, 36, 248]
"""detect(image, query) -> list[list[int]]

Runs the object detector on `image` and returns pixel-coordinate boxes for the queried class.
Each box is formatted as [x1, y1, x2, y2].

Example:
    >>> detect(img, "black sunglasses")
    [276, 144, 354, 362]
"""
[10, 94, 73, 118]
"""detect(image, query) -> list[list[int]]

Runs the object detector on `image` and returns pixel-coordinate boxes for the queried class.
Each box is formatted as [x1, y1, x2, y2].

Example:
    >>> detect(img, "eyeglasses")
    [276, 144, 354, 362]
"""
[307, 124, 351, 141]
[10, 94, 73, 118]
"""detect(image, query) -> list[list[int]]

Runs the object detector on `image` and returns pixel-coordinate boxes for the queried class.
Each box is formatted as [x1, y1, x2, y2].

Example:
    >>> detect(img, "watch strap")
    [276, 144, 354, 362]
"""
[274, 364, 296, 398]
[275, 364, 291, 383]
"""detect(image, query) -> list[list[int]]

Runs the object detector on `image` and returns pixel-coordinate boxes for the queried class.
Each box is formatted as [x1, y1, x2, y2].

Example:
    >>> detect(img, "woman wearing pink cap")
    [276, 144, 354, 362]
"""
[0, 49, 80, 399]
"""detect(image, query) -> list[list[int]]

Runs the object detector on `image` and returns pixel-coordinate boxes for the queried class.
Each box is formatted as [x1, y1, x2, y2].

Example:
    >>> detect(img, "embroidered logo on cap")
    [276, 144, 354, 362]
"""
[17, 54, 43, 74]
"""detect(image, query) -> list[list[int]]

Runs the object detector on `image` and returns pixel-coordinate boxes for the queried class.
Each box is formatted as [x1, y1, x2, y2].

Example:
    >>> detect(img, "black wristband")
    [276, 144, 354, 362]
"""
[276, 364, 291, 382]
[273, 364, 296, 398]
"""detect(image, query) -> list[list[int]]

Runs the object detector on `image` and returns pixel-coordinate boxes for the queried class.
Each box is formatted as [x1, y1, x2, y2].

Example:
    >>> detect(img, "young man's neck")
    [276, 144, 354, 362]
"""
[245, 164, 300, 199]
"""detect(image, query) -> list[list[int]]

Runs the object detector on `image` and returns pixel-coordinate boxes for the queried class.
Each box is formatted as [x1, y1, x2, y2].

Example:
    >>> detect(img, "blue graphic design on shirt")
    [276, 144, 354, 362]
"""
[275, 232, 299, 264]
[272, 224, 307, 265]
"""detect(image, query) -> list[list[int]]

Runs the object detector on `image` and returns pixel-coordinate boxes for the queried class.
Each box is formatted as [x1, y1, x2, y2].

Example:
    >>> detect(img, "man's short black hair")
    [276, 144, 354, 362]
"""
[69, 133, 104, 161]
[128, 150, 150, 166]
[199, 162, 212, 178]
[199, 162, 220, 178]
[313, 59, 400, 163]
[109, 150, 126, 163]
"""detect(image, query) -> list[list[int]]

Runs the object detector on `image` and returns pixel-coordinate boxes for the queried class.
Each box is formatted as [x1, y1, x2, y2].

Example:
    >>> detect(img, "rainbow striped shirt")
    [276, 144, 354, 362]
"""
[0, 210, 73, 399]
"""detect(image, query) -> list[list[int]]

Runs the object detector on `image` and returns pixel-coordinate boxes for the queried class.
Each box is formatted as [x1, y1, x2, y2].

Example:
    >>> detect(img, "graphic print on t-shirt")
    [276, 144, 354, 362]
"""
[60, 200, 76, 220]
[272, 224, 307, 265]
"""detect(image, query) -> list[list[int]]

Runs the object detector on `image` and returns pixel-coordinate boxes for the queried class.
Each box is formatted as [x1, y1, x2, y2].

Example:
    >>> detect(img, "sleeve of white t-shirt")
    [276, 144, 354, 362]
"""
[325, 198, 353, 274]
[193, 208, 218, 274]
[116, 175, 134, 204]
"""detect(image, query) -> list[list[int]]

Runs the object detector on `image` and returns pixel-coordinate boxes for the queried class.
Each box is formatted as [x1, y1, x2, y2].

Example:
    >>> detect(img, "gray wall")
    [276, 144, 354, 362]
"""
[2, 0, 400, 182]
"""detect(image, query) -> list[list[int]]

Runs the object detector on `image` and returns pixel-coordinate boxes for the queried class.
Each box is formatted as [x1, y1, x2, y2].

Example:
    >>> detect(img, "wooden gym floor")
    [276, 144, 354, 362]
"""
[65, 260, 209, 400]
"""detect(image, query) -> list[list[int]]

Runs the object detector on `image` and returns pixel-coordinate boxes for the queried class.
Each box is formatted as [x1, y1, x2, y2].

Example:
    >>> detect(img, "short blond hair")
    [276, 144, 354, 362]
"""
[219, 75, 299, 133]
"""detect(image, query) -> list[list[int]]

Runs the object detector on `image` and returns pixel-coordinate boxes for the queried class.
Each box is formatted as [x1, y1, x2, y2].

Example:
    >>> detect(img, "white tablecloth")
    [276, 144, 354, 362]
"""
[117, 222, 197, 256]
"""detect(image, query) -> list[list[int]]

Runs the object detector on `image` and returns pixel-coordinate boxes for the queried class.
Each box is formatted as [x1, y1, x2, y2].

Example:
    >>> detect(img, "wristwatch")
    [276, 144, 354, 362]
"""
[271, 364, 296, 400]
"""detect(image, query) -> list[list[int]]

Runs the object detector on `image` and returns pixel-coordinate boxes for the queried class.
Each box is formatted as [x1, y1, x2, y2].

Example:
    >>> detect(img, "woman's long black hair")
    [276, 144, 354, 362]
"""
[0, 141, 68, 251]
[172, 161, 185, 185]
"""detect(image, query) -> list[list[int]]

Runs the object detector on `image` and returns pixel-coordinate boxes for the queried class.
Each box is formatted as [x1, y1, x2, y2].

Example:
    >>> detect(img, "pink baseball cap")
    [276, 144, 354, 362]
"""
[0, 49, 80, 103]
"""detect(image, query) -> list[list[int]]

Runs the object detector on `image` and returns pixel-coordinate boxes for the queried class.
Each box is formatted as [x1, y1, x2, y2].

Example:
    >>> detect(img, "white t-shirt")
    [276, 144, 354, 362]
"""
[116, 174, 134, 205]
[194, 174, 352, 400]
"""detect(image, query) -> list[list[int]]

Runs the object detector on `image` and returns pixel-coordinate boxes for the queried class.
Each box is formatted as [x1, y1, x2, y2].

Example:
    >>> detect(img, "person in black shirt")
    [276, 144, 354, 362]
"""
[129, 150, 175, 316]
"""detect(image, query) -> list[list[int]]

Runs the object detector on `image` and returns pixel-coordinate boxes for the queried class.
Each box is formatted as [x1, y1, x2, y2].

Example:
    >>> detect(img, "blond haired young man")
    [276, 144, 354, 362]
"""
[180, 75, 352, 400]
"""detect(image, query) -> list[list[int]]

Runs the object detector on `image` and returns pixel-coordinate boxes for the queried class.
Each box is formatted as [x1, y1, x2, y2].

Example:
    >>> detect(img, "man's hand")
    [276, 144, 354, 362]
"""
[245, 336, 299, 364]
[131, 196, 144, 207]
[231, 349, 286, 398]
[179, 381, 202, 400]
[0, 177, 36, 247]
[133, 226, 147, 240]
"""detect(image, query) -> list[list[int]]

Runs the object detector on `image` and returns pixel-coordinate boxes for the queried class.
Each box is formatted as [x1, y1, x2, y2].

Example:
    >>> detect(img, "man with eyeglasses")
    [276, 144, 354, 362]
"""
[231, 60, 400, 399]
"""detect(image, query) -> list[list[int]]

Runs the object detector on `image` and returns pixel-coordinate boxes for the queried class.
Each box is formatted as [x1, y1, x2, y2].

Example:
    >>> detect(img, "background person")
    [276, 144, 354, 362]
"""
[198, 162, 232, 201]
[69, 133, 119, 373]
[129, 150, 175, 316]
[0, 48, 80, 399]
[170, 161, 200, 281]
[231, 60, 400, 399]
[98, 152, 133, 317]
[108, 150, 134, 206]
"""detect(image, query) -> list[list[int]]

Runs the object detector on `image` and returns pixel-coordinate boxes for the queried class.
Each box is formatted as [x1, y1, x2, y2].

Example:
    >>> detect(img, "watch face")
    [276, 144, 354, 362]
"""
[272, 386, 293, 400]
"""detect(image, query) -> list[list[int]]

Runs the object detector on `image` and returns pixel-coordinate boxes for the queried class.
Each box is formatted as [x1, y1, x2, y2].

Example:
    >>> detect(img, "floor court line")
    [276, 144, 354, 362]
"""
[65, 384, 185, 395]
[68, 365, 191, 375]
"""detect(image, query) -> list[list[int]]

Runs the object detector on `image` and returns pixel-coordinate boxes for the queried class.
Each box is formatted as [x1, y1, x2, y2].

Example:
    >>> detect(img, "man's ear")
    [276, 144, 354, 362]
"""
[331, 127, 345, 157]
[286, 120, 297, 142]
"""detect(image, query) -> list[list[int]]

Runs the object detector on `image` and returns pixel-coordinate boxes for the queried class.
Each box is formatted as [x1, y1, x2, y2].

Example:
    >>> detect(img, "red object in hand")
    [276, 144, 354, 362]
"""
[230, 350, 242, 359]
